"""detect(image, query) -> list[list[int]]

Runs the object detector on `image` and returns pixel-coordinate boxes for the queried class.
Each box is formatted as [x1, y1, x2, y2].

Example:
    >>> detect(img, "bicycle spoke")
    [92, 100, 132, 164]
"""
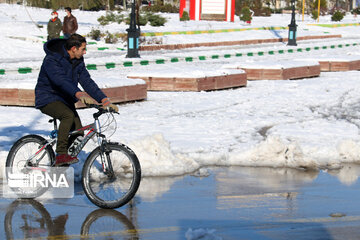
[6, 135, 55, 199]
[82, 144, 141, 208]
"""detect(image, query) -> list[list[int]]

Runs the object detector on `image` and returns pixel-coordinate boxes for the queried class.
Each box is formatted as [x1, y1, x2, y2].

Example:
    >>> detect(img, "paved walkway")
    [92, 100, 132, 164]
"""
[1, 165, 360, 239]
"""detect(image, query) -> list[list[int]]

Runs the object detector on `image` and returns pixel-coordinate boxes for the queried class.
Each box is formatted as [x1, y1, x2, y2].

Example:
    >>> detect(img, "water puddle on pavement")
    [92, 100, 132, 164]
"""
[1, 164, 360, 239]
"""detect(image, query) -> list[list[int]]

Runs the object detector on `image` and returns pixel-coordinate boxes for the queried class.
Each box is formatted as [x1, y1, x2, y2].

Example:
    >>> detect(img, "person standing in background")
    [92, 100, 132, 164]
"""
[47, 11, 62, 40]
[62, 7, 78, 39]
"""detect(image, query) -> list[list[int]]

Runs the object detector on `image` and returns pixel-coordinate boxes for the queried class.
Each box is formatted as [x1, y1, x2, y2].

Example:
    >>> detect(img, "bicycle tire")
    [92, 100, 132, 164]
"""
[82, 143, 141, 209]
[6, 135, 55, 198]
[80, 209, 138, 239]
[4, 199, 53, 240]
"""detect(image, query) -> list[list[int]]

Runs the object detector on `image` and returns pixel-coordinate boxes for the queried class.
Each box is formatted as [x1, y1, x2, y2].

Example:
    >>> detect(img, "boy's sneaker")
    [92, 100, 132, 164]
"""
[55, 154, 78, 166]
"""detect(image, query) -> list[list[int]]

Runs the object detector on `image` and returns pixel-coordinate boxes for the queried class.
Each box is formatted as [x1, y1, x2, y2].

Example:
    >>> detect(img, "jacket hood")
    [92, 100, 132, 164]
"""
[44, 38, 67, 58]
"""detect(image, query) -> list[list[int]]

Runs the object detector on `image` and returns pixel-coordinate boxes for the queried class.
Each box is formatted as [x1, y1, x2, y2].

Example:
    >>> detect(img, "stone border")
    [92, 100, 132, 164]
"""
[0, 84, 147, 108]
[0, 89, 34, 106]
[139, 35, 342, 51]
[239, 65, 320, 80]
[318, 60, 360, 72]
[128, 73, 247, 91]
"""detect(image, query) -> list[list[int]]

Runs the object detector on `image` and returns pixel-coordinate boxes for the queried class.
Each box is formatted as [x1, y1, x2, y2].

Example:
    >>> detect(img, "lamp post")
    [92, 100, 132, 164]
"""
[126, 0, 140, 58]
[287, 0, 297, 46]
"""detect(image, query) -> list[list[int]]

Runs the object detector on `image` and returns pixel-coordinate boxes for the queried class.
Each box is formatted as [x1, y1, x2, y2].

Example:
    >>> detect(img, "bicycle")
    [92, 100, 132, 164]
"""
[6, 104, 142, 209]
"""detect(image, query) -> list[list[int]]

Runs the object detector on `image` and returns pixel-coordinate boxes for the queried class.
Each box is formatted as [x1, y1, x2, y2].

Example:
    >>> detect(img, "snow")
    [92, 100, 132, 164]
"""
[127, 66, 245, 78]
[1, 3, 360, 181]
[298, 55, 360, 62]
[223, 59, 320, 69]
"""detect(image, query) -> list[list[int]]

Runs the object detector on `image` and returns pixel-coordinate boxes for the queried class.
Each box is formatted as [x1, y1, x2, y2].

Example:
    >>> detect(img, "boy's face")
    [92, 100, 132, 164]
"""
[72, 42, 87, 59]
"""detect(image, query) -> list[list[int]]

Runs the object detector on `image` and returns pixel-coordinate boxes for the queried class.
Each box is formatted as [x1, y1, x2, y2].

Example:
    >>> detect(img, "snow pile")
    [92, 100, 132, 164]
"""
[228, 136, 315, 168]
[128, 133, 200, 176]
[223, 59, 320, 70]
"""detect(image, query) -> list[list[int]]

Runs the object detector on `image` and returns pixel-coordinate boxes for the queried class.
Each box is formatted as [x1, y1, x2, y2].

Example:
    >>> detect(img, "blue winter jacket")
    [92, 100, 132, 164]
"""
[35, 38, 106, 109]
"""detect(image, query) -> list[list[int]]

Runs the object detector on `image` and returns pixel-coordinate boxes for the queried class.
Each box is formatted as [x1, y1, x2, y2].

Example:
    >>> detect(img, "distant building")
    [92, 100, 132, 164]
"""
[179, 0, 235, 22]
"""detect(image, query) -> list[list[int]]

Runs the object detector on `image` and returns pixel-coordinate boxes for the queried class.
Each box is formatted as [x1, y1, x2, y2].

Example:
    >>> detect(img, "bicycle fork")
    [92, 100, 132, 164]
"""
[99, 141, 115, 179]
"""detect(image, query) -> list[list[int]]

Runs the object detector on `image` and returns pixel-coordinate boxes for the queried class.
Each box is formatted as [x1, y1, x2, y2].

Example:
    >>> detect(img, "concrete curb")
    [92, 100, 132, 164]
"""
[139, 34, 341, 51]
[307, 22, 360, 28]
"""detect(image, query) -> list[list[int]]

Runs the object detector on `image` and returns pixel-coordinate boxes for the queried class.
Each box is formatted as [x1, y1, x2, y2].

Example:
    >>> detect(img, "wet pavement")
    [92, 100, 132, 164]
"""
[1, 165, 360, 239]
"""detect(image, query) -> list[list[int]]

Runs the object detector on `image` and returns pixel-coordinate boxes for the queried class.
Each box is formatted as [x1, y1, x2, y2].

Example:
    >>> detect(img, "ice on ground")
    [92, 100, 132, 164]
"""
[185, 228, 222, 240]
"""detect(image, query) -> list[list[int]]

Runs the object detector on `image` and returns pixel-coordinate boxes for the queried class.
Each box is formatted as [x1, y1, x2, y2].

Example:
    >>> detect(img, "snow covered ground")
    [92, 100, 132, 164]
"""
[1, 3, 360, 184]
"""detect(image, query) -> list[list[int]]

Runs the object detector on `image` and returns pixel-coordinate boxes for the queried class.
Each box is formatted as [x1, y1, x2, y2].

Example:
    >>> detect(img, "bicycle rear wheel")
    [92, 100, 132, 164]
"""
[82, 143, 141, 209]
[5, 135, 55, 198]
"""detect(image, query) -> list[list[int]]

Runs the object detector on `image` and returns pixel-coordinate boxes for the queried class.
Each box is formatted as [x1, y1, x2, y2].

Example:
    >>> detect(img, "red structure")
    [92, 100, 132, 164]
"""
[179, 0, 235, 22]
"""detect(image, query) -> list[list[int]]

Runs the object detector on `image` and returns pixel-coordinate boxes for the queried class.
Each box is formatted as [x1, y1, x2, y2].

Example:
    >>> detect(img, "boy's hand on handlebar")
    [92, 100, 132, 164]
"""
[79, 96, 96, 105]
[101, 98, 119, 112]
[76, 92, 96, 105]
[106, 103, 119, 112]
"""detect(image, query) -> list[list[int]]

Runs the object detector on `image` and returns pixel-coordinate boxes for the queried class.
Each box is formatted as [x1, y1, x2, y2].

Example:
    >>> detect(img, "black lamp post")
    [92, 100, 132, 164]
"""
[287, 0, 297, 46]
[126, 0, 140, 58]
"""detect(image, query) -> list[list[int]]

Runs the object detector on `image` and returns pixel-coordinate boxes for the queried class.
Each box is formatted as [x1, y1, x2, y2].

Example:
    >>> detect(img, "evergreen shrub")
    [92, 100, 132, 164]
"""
[180, 11, 190, 21]
[147, 13, 166, 26]
[105, 31, 118, 43]
[311, 10, 318, 20]
[331, 11, 344, 21]
[240, 7, 252, 22]
[89, 28, 102, 40]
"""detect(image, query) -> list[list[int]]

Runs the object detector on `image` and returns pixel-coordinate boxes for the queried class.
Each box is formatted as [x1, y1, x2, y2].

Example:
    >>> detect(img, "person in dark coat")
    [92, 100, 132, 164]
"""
[35, 34, 118, 166]
[62, 7, 78, 39]
[47, 11, 62, 40]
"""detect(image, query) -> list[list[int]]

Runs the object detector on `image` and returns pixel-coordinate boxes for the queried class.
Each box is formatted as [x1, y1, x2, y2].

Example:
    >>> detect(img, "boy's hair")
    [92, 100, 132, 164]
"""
[65, 7, 72, 13]
[65, 34, 86, 50]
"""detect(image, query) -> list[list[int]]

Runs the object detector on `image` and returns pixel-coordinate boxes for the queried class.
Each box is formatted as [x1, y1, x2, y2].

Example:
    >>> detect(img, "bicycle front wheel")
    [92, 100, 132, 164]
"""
[82, 143, 141, 209]
[80, 209, 138, 239]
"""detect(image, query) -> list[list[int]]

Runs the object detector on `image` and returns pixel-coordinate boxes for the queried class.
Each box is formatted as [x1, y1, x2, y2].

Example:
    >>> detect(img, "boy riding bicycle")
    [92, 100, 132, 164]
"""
[35, 34, 118, 166]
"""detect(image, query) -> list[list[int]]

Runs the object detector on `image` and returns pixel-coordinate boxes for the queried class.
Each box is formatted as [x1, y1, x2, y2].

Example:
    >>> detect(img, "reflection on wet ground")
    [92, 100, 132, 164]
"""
[4, 199, 139, 239]
[1, 165, 360, 239]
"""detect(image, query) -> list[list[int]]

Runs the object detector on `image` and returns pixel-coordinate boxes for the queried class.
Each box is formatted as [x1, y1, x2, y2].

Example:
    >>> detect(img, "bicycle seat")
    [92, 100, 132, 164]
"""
[49, 118, 58, 129]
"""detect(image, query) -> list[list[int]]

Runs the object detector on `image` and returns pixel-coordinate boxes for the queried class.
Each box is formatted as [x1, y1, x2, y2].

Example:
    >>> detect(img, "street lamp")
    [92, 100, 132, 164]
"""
[287, 0, 297, 46]
[126, 0, 140, 58]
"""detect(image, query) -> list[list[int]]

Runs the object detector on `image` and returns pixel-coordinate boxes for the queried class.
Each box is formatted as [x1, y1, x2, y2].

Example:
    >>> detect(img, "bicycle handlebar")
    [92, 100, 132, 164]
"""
[86, 104, 118, 119]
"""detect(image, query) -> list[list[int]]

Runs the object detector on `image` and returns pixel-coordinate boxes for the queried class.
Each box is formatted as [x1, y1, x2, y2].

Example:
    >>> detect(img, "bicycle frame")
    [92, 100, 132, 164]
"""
[67, 112, 113, 174]
[27, 107, 114, 170]
[68, 123, 97, 157]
